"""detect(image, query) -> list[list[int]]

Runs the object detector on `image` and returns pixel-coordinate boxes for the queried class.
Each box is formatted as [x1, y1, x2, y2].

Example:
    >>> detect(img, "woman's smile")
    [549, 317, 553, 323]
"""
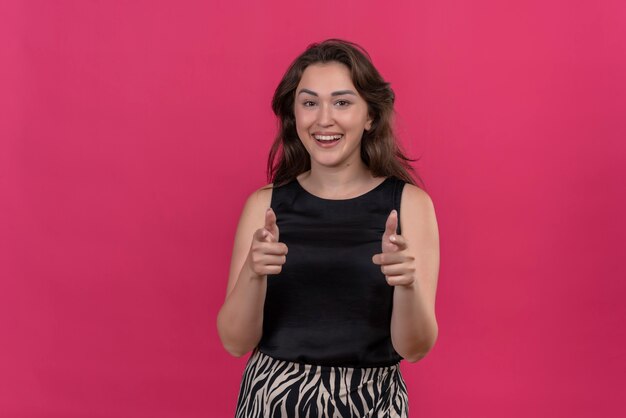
[312, 133, 343, 147]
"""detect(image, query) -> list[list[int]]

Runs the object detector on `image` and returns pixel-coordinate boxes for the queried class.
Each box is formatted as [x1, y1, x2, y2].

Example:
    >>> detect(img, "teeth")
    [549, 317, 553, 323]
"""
[314, 134, 343, 141]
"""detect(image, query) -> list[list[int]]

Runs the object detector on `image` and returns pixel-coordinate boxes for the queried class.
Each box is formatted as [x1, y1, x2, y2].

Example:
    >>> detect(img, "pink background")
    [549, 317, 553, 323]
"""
[1, 0, 625, 417]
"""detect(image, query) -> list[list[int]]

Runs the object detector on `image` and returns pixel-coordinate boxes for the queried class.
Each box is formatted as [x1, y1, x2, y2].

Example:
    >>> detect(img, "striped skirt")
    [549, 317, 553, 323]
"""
[235, 348, 409, 417]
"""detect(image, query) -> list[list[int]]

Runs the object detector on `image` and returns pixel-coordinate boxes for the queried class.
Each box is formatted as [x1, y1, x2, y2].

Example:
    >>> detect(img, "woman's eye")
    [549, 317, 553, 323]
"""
[302, 100, 351, 107]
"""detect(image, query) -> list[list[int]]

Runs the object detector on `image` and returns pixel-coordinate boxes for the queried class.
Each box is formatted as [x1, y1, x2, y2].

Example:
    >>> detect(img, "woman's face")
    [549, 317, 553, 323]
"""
[294, 61, 373, 169]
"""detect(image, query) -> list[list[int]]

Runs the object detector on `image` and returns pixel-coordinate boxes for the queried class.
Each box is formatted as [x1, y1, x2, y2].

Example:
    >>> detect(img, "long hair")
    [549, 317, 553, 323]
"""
[266, 38, 424, 190]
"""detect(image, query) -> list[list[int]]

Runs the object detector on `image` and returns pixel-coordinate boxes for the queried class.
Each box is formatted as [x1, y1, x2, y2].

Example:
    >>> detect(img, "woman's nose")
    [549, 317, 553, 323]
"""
[317, 102, 334, 126]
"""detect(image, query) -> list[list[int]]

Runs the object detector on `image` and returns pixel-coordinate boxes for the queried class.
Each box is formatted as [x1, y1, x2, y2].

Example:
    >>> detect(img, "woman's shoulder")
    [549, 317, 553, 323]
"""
[258, 182, 274, 193]
[249, 182, 274, 211]
[400, 182, 432, 203]
[399, 182, 435, 218]
[236, 183, 275, 231]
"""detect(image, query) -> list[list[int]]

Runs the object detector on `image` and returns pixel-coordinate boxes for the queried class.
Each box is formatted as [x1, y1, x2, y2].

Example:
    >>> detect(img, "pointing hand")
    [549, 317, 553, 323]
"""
[371, 210, 416, 287]
[247, 208, 288, 277]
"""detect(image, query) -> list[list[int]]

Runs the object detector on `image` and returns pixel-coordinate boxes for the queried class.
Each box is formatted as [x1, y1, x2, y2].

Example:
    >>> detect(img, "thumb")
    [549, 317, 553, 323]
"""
[382, 210, 398, 252]
[264, 207, 279, 242]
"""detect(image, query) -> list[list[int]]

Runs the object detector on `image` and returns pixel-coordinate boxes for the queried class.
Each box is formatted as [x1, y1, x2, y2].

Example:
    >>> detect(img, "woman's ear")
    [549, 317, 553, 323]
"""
[365, 115, 374, 131]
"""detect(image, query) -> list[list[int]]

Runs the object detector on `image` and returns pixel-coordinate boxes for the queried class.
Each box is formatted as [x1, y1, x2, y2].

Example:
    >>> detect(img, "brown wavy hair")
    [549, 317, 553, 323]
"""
[266, 38, 424, 190]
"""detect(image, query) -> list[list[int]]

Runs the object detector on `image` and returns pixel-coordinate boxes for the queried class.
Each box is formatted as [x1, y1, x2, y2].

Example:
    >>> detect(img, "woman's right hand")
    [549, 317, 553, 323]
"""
[246, 207, 288, 277]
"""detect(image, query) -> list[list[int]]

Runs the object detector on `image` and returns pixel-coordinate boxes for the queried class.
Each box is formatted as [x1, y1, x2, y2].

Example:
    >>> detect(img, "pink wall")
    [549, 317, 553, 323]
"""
[1, 0, 625, 417]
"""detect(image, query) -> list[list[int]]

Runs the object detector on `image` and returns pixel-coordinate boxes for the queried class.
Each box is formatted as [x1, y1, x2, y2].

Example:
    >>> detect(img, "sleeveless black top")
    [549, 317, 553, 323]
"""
[257, 175, 406, 367]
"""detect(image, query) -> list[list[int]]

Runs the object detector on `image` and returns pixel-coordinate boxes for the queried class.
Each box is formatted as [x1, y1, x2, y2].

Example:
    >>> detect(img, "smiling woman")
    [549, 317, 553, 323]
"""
[293, 63, 373, 162]
[217, 38, 440, 418]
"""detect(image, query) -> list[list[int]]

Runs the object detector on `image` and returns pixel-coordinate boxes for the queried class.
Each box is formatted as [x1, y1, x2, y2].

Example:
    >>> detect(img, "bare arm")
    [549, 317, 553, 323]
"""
[372, 184, 440, 362]
[216, 185, 287, 357]
[390, 185, 440, 362]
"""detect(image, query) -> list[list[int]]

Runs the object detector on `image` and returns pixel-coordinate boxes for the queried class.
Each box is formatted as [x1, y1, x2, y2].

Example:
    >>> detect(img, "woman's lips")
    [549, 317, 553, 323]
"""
[312, 134, 343, 148]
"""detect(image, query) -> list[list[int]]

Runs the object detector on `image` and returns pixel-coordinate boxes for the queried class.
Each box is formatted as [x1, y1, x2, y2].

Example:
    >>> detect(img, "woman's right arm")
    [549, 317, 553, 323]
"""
[216, 185, 286, 357]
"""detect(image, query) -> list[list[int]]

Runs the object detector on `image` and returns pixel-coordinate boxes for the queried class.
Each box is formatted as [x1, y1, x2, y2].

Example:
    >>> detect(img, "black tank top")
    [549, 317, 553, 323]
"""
[257, 175, 406, 367]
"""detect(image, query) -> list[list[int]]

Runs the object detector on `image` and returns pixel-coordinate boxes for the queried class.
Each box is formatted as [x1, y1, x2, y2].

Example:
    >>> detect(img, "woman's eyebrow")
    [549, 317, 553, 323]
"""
[297, 88, 357, 97]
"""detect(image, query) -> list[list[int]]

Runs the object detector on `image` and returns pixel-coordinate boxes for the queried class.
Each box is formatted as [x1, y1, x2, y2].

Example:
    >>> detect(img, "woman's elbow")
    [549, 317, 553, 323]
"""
[223, 344, 250, 358]
[216, 315, 258, 357]
[404, 333, 439, 363]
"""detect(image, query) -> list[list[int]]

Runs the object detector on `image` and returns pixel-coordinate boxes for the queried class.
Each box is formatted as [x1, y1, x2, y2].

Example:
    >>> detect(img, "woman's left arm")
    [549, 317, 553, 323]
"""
[372, 185, 440, 363]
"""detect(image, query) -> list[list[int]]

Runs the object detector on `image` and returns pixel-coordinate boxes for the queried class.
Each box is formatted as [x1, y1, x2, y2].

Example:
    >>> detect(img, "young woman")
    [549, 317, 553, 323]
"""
[217, 38, 440, 418]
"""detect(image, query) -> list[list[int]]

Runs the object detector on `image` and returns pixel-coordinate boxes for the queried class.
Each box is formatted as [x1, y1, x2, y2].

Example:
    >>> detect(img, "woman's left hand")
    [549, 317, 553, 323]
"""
[371, 210, 416, 288]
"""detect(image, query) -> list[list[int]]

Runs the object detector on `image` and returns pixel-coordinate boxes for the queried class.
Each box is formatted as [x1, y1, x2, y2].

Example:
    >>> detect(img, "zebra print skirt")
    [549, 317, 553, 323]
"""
[234, 347, 409, 417]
